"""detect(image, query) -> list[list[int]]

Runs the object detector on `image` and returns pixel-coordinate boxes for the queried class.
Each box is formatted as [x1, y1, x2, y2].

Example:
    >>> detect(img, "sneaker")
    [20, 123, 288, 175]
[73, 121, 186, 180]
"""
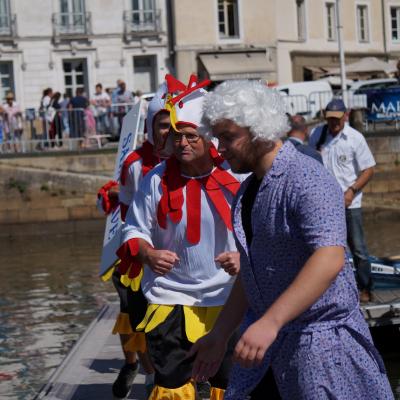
[112, 362, 139, 399]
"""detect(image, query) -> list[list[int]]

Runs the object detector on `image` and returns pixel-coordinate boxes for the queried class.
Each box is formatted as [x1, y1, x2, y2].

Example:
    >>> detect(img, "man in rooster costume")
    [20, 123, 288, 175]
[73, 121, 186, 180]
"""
[97, 74, 188, 399]
[117, 80, 243, 399]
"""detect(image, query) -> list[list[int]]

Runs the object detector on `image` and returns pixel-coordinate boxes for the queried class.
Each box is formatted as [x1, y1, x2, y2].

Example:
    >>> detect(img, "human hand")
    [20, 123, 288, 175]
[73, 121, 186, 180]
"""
[344, 189, 355, 208]
[144, 248, 179, 275]
[215, 251, 240, 276]
[233, 318, 278, 368]
[189, 331, 228, 382]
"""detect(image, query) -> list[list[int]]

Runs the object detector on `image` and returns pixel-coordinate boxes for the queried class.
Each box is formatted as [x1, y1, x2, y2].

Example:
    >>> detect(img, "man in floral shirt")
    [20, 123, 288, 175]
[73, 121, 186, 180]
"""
[190, 80, 393, 400]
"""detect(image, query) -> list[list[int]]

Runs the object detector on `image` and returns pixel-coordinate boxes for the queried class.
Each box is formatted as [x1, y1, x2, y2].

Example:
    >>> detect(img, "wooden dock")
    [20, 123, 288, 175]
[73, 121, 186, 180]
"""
[34, 303, 147, 400]
[34, 289, 400, 400]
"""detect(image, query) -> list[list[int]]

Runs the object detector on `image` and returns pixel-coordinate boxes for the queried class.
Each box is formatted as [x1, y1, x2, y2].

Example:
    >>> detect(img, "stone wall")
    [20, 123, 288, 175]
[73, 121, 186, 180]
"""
[1, 133, 399, 224]
[0, 164, 109, 224]
[0, 151, 116, 175]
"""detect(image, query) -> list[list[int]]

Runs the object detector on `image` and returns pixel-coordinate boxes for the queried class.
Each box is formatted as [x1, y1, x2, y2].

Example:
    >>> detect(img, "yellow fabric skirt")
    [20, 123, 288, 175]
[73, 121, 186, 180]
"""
[137, 304, 222, 343]
[120, 266, 144, 292]
[148, 380, 196, 400]
[112, 312, 147, 353]
[148, 380, 225, 399]
[100, 263, 116, 282]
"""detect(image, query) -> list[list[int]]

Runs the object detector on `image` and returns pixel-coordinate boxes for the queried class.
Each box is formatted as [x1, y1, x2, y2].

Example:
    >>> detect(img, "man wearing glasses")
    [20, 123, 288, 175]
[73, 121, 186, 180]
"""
[117, 81, 243, 399]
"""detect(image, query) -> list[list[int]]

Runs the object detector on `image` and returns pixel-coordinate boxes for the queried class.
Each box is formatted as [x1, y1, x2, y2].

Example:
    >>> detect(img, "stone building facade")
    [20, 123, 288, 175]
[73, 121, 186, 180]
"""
[2, 0, 400, 110]
[0, 0, 170, 109]
[169, 0, 400, 85]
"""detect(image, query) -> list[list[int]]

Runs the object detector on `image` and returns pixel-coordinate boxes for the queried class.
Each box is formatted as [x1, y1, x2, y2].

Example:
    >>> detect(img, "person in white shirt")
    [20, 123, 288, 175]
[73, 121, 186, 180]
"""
[91, 83, 111, 134]
[117, 79, 242, 399]
[309, 99, 376, 302]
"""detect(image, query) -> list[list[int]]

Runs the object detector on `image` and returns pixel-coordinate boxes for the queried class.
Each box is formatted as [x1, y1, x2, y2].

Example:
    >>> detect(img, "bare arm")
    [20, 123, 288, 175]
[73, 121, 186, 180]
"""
[212, 275, 248, 337]
[233, 246, 345, 367]
[189, 276, 248, 380]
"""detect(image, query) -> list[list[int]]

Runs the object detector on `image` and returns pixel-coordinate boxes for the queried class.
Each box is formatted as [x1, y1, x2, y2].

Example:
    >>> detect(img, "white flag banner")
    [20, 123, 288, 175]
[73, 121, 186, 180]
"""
[99, 101, 142, 276]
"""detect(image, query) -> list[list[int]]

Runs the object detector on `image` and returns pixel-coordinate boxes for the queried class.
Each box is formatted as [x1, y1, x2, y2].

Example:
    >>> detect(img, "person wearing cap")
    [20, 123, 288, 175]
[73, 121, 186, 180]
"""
[308, 99, 376, 303]
[189, 80, 393, 400]
[97, 75, 188, 400]
[117, 79, 243, 399]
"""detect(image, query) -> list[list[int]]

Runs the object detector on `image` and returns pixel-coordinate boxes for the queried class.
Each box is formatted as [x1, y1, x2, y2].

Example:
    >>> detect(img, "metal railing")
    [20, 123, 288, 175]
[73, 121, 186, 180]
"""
[282, 89, 400, 132]
[0, 103, 145, 154]
[52, 12, 92, 38]
[123, 8, 161, 38]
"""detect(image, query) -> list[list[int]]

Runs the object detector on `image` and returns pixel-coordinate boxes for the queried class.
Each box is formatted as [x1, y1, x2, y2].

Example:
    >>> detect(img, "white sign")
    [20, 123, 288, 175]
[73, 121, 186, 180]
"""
[99, 101, 142, 276]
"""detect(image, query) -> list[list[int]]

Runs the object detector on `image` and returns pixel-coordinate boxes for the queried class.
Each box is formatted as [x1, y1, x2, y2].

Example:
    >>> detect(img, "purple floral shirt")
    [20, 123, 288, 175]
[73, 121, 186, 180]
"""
[232, 141, 358, 329]
[225, 142, 392, 399]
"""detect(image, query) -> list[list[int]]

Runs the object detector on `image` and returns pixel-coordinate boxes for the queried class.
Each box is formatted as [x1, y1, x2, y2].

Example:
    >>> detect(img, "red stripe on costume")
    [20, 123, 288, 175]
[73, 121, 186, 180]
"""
[186, 179, 202, 244]
[156, 153, 241, 238]
[165, 158, 185, 224]
[157, 179, 169, 229]
[211, 167, 241, 196]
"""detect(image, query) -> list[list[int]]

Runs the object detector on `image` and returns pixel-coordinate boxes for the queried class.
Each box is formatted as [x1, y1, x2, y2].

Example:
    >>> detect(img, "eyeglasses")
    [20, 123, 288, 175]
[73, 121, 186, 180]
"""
[173, 132, 201, 143]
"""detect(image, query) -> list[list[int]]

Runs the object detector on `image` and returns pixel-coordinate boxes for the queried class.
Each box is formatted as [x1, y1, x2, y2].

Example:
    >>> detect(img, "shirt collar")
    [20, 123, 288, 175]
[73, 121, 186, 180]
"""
[328, 123, 348, 140]
[288, 136, 304, 145]
[258, 141, 294, 191]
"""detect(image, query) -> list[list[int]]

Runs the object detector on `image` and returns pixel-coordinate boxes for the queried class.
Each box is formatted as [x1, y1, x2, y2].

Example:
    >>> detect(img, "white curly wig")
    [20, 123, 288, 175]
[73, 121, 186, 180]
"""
[200, 80, 289, 141]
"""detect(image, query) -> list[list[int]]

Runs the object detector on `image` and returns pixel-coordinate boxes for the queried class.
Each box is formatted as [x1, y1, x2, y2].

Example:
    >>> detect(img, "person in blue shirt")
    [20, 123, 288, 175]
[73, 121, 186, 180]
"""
[286, 114, 322, 164]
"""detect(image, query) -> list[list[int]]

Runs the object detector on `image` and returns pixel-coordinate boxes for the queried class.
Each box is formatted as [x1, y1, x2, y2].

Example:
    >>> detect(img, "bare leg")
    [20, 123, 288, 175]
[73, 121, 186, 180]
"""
[137, 351, 155, 374]
[119, 333, 137, 364]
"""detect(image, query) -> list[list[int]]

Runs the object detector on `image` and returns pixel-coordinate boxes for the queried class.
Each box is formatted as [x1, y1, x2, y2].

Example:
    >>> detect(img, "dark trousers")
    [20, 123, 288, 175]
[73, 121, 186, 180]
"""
[346, 208, 372, 291]
[146, 306, 237, 389]
[250, 368, 281, 399]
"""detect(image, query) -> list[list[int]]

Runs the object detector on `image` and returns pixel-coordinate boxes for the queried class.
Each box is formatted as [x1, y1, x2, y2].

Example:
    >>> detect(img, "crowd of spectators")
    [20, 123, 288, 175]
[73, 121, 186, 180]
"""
[0, 79, 146, 153]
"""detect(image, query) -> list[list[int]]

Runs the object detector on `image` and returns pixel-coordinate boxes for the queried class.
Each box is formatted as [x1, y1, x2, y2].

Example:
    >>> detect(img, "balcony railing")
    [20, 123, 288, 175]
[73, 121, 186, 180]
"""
[52, 12, 92, 42]
[123, 9, 161, 40]
[0, 13, 17, 38]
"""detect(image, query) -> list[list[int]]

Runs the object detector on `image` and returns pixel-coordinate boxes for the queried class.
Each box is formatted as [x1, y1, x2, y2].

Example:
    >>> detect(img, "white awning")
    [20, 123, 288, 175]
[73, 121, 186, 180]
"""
[199, 52, 274, 81]
[327, 57, 396, 75]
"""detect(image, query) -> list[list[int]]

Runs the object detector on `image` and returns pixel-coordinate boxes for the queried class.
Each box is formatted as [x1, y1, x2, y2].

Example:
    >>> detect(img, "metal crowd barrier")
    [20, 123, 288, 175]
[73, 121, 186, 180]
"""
[0, 103, 140, 154]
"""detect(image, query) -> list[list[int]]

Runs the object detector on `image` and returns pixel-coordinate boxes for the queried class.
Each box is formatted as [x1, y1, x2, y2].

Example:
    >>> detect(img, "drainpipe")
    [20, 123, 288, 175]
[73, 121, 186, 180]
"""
[336, 0, 347, 96]
[165, 0, 176, 74]
[381, 0, 388, 61]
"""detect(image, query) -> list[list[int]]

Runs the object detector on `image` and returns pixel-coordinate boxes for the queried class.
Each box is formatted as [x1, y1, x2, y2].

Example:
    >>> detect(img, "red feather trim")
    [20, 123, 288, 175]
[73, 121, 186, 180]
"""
[116, 238, 142, 277]
[97, 180, 119, 215]
[202, 175, 233, 231]
[156, 150, 240, 241]
[165, 74, 187, 93]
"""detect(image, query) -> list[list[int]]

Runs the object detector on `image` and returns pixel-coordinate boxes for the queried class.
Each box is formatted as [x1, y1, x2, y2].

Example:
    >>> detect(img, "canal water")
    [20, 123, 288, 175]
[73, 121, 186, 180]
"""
[0, 212, 400, 400]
